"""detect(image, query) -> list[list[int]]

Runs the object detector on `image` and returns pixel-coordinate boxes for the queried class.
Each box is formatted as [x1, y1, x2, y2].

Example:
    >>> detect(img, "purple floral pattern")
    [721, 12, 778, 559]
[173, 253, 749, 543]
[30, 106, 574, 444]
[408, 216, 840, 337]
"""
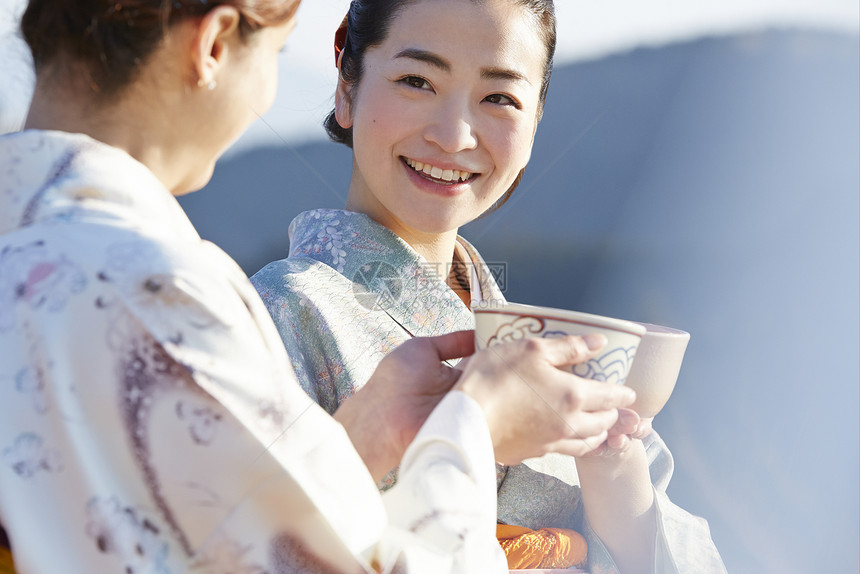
[289, 210, 394, 274]
[85, 496, 170, 574]
[14, 365, 51, 414]
[0, 240, 86, 332]
[175, 399, 224, 445]
[2, 432, 63, 479]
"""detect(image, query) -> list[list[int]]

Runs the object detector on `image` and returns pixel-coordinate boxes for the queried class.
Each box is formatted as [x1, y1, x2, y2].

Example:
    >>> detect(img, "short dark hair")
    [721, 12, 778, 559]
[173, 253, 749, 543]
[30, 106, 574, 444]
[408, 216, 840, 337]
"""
[324, 0, 556, 148]
[21, 0, 300, 99]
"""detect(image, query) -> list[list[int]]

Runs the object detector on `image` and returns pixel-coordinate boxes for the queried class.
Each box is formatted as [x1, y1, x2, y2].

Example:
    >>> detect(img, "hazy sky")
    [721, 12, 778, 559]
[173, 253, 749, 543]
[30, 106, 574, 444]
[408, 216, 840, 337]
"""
[240, 0, 860, 150]
[1, 0, 857, 141]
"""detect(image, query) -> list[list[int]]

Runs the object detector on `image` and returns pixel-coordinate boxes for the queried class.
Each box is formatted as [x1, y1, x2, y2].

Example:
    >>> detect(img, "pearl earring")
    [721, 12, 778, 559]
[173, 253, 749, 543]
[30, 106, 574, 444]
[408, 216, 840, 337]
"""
[197, 79, 217, 91]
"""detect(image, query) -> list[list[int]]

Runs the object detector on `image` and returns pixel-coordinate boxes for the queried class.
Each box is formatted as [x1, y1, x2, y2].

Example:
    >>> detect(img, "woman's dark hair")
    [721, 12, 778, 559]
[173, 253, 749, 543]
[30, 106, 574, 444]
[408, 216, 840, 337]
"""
[325, 0, 556, 148]
[324, 0, 556, 212]
[20, 0, 299, 99]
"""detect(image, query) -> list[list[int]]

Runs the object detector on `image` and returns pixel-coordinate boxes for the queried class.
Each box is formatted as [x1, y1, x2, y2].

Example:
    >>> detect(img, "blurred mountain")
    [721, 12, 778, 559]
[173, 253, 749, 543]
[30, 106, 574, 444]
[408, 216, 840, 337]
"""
[180, 28, 859, 574]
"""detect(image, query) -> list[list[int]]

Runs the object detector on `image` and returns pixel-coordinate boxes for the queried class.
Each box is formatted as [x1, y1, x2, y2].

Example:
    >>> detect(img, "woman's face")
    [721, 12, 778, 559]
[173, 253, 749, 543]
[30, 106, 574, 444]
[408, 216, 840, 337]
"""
[342, 0, 547, 236]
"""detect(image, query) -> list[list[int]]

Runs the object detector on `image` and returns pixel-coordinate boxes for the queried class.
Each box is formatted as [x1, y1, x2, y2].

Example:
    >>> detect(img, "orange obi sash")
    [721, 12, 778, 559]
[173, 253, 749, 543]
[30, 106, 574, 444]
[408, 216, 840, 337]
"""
[497, 523, 587, 570]
[0, 547, 15, 574]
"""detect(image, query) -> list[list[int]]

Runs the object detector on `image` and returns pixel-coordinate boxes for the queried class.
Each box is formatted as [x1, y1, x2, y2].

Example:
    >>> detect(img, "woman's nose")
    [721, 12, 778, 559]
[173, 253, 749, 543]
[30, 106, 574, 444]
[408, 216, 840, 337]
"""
[424, 98, 478, 153]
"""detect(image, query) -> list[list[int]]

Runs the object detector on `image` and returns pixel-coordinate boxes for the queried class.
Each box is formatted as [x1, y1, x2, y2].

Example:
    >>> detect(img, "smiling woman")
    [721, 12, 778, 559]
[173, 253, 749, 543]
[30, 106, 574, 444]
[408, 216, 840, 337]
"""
[250, 1, 727, 573]
[328, 0, 555, 229]
[341, 0, 546, 249]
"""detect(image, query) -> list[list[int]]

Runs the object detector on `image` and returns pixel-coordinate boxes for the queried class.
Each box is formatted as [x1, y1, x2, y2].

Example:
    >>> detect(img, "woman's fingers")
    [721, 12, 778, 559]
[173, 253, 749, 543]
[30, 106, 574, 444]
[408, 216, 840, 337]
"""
[551, 431, 611, 458]
[539, 333, 607, 368]
[610, 408, 640, 436]
[629, 416, 653, 440]
[456, 334, 639, 465]
[574, 409, 647, 458]
[553, 407, 622, 441]
[557, 375, 636, 413]
[605, 433, 630, 451]
[419, 330, 476, 362]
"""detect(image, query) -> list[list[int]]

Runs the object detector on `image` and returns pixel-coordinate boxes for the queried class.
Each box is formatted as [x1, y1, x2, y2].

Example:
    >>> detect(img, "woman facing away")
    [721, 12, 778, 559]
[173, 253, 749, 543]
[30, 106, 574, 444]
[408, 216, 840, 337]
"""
[0, 0, 643, 572]
[251, 0, 727, 572]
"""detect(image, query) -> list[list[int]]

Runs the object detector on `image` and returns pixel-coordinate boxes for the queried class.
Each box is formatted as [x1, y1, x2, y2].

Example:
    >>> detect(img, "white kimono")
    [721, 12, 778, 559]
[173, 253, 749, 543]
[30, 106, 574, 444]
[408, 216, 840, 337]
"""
[252, 209, 728, 574]
[0, 130, 508, 574]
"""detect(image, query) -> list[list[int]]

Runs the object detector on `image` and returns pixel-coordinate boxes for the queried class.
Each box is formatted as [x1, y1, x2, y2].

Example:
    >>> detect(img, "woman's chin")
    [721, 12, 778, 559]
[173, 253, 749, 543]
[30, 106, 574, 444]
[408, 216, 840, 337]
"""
[410, 211, 477, 236]
[173, 163, 216, 196]
[394, 214, 457, 236]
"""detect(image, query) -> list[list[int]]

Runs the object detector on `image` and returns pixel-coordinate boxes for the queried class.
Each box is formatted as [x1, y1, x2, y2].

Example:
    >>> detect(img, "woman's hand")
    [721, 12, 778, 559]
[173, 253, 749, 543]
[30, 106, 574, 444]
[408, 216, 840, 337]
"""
[574, 409, 658, 574]
[582, 409, 654, 457]
[335, 330, 637, 480]
[455, 334, 636, 466]
[333, 330, 474, 481]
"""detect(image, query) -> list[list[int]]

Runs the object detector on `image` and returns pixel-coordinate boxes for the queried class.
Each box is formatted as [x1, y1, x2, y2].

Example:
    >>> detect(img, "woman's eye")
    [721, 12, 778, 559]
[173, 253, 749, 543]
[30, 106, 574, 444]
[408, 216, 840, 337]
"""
[399, 76, 431, 90]
[484, 93, 520, 108]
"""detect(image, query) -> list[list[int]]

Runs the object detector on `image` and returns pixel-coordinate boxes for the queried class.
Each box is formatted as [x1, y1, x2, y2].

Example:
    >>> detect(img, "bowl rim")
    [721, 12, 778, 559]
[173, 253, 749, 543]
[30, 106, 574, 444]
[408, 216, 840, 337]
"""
[472, 302, 647, 338]
[633, 321, 691, 339]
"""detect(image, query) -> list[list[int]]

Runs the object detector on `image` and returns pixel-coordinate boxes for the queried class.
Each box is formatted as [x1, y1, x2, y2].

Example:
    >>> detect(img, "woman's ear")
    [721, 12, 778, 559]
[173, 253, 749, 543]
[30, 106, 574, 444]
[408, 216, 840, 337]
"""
[191, 6, 242, 89]
[334, 52, 354, 129]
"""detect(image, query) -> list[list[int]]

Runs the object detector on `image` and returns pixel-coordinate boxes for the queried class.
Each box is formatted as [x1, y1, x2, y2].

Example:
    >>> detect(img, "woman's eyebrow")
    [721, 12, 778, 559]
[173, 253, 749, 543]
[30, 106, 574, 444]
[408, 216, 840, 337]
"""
[394, 48, 450, 71]
[393, 48, 532, 86]
[481, 67, 531, 85]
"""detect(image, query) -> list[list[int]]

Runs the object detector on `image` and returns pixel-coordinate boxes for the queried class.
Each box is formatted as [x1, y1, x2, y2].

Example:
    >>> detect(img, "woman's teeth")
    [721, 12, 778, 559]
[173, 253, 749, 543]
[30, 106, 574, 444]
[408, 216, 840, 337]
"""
[405, 158, 472, 182]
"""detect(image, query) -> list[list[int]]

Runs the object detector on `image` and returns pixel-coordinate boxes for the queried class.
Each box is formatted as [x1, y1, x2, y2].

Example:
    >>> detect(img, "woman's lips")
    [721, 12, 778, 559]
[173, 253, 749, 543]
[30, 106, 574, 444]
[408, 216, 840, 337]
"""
[402, 156, 478, 185]
[400, 157, 477, 196]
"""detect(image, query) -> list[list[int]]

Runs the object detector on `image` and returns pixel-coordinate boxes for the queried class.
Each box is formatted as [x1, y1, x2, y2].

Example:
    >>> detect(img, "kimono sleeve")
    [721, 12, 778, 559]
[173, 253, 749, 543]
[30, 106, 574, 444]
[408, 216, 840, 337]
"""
[375, 392, 510, 573]
[580, 431, 727, 574]
[111, 237, 509, 573]
[84, 233, 388, 571]
[251, 258, 334, 411]
[496, 429, 725, 573]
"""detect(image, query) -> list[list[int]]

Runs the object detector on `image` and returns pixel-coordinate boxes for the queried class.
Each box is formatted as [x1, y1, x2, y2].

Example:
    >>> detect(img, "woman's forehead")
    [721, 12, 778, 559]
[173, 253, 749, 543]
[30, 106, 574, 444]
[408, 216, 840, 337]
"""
[378, 0, 547, 78]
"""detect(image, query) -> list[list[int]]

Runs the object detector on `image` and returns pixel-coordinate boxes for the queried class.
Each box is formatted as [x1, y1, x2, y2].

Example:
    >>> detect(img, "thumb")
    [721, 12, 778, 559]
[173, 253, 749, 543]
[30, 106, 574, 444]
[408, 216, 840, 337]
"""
[419, 330, 476, 363]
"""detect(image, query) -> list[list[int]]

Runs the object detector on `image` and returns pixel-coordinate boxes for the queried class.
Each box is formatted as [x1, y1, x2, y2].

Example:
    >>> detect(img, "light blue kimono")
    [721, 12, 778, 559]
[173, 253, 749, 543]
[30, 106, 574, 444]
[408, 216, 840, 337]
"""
[252, 209, 726, 573]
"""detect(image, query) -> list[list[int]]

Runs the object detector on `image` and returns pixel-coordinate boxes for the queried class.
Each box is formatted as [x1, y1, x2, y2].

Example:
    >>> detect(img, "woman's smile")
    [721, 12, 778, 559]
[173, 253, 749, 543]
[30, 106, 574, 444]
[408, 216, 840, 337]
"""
[400, 156, 478, 196]
[400, 156, 475, 197]
[402, 156, 475, 183]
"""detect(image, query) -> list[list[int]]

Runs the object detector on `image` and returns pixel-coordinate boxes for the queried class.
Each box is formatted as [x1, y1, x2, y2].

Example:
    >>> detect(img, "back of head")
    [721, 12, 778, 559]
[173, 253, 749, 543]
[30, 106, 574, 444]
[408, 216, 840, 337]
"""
[20, 0, 299, 100]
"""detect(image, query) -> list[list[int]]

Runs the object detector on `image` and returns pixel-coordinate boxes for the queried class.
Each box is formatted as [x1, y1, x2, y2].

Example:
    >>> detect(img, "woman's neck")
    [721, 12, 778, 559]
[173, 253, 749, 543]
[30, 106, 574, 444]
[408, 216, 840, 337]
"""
[344, 196, 471, 307]
[379, 221, 471, 308]
[23, 65, 190, 195]
[447, 243, 473, 308]
[373, 213, 458, 271]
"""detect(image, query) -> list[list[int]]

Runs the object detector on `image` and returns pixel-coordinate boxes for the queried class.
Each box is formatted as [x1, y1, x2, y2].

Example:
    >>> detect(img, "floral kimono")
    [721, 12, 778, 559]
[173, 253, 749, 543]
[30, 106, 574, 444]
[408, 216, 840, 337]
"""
[0, 131, 510, 574]
[253, 209, 727, 574]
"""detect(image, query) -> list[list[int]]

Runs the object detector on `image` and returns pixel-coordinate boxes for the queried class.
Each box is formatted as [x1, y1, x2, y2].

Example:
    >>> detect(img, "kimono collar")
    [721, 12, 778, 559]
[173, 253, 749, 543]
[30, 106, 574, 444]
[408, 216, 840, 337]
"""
[288, 209, 487, 338]
[0, 130, 199, 243]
